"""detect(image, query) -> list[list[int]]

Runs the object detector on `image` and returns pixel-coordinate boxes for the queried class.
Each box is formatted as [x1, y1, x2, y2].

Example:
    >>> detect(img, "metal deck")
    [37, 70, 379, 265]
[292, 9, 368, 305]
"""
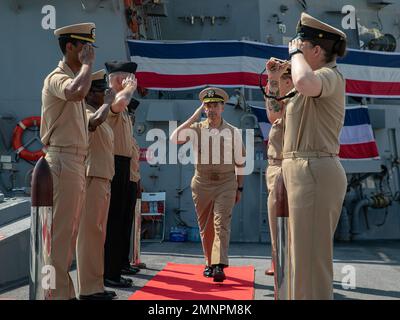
[1, 241, 399, 300]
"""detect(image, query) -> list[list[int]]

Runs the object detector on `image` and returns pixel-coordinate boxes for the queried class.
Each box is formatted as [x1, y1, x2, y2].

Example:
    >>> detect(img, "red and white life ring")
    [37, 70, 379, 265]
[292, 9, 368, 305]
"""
[12, 116, 46, 161]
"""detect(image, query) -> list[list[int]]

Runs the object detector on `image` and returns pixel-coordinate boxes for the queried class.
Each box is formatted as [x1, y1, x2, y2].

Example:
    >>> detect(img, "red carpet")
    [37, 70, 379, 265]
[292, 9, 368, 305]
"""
[129, 263, 254, 300]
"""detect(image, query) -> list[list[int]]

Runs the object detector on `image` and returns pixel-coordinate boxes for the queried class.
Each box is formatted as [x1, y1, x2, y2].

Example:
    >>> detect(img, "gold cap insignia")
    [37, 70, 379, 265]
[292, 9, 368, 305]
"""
[207, 90, 215, 97]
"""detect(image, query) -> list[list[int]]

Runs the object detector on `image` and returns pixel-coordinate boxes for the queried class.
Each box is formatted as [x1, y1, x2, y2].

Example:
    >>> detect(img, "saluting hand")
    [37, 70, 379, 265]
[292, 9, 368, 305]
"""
[122, 73, 137, 91]
[266, 58, 290, 80]
[79, 44, 95, 65]
[104, 88, 116, 105]
[288, 38, 304, 54]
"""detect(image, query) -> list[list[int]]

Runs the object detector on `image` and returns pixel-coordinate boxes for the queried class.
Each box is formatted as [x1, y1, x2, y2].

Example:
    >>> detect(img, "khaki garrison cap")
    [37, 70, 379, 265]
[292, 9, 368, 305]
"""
[54, 22, 96, 44]
[199, 87, 229, 103]
[91, 69, 106, 81]
[91, 69, 107, 90]
[295, 13, 346, 41]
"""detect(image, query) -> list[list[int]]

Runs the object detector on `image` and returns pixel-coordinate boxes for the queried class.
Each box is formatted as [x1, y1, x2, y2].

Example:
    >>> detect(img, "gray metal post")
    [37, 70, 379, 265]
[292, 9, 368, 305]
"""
[275, 216, 290, 299]
[29, 156, 53, 300]
[273, 171, 290, 300]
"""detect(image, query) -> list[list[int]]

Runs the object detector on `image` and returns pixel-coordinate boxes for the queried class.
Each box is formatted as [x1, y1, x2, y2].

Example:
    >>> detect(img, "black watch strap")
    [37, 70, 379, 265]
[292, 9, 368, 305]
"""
[289, 48, 303, 59]
[238, 186, 244, 192]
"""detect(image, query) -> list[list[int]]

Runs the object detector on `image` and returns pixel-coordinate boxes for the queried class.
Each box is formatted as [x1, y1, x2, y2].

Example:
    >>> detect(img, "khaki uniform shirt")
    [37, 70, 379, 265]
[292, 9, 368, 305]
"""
[40, 61, 88, 149]
[130, 137, 141, 182]
[106, 108, 133, 158]
[283, 62, 345, 155]
[85, 104, 115, 181]
[189, 119, 246, 174]
[267, 118, 283, 160]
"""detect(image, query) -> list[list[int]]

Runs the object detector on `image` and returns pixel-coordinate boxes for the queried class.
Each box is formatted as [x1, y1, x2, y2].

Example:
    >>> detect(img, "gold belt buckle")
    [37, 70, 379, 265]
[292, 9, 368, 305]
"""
[210, 172, 219, 181]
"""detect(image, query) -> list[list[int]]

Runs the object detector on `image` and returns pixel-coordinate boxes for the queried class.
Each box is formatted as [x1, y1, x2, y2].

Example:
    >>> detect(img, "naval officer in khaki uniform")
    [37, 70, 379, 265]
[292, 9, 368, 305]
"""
[281, 13, 347, 299]
[76, 70, 117, 300]
[121, 101, 141, 275]
[170, 87, 246, 283]
[103, 61, 138, 287]
[264, 62, 293, 276]
[123, 135, 141, 270]
[40, 22, 95, 300]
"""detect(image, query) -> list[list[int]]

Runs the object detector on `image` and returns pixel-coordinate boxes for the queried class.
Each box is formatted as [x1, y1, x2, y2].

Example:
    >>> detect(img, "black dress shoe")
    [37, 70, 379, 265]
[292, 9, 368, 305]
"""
[203, 266, 214, 278]
[104, 277, 133, 288]
[121, 265, 140, 275]
[79, 292, 113, 300]
[213, 265, 226, 282]
[104, 290, 117, 298]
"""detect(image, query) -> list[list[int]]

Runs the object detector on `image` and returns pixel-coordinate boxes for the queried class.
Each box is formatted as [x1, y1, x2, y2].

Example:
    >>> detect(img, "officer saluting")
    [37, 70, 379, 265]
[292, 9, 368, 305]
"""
[103, 61, 138, 288]
[282, 13, 347, 299]
[122, 103, 141, 276]
[170, 87, 246, 283]
[40, 22, 95, 300]
[264, 62, 293, 276]
[76, 70, 117, 300]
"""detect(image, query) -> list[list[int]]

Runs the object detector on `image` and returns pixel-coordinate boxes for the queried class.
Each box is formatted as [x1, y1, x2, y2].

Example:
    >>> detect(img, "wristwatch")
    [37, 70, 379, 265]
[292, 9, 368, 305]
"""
[237, 186, 244, 192]
[289, 48, 303, 59]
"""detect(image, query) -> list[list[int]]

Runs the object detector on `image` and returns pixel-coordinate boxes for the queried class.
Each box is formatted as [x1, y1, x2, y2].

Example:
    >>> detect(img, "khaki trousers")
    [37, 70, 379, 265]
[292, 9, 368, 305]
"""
[266, 165, 281, 268]
[282, 157, 346, 300]
[191, 173, 237, 266]
[76, 177, 111, 295]
[44, 151, 86, 300]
